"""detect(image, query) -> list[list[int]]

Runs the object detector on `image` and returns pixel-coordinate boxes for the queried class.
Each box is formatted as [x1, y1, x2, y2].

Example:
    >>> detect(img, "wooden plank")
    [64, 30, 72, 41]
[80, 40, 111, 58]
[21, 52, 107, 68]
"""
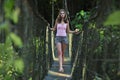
[44, 59, 72, 80]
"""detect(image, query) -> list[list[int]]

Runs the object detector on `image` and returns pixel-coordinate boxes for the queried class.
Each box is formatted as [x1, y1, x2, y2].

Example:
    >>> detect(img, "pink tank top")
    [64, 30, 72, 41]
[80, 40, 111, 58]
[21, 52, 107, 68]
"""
[56, 23, 67, 36]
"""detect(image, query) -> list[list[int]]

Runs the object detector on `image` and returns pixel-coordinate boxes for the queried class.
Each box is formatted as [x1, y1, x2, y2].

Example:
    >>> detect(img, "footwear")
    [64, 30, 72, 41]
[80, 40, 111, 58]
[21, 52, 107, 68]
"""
[59, 68, 64, 72]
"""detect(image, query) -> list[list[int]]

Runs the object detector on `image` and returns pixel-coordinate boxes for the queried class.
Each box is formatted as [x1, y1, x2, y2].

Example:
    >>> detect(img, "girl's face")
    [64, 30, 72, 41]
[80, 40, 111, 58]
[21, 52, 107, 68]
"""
[60, 11, 65, 18]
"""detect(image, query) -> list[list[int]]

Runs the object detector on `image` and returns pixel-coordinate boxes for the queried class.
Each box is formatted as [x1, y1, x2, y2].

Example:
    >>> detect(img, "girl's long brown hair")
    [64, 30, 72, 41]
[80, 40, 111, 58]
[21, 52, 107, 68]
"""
[56, 9, 68, 23]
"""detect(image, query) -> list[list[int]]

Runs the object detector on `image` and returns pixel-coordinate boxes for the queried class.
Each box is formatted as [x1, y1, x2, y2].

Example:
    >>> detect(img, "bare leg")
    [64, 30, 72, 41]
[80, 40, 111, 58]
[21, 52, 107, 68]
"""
[61, 43, 67, 65]
[56, 43, 64, 72]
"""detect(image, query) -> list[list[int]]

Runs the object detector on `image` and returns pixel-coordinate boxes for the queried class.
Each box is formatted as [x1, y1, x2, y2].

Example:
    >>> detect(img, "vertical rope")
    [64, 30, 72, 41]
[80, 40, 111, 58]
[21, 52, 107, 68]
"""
[64, 0, 74, 30]
[51, 1, 55, 60]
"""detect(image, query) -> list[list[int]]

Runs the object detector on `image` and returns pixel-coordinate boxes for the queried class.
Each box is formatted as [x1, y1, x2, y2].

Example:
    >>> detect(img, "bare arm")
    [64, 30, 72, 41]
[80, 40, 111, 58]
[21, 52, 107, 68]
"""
[50, 20, 57, 31]
[67, 22, 79, 34]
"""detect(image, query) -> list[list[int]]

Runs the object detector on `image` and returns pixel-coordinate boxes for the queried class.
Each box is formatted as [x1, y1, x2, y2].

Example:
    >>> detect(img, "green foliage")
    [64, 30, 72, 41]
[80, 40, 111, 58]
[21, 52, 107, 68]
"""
[4, 0, 14, 18]
[14, 59, 24, 73]
[4, 0, 20, 23]
[92, 10, 120, 80]
[104, 11, 120, 25]
[72, 2, 120, 80]
[0, 39, 14, 79]
[12, 8, 20, 23]
[99, 30, 104, 40]
[71, 10, 90, 30]
[0, 0, 24, 80]
[29, 77, 32, 80]
[10, 32, 23, 47]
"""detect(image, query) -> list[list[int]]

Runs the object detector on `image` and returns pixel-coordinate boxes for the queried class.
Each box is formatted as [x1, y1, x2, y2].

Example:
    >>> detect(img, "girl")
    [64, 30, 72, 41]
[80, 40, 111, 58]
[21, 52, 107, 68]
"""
[50, 9, 79, 72]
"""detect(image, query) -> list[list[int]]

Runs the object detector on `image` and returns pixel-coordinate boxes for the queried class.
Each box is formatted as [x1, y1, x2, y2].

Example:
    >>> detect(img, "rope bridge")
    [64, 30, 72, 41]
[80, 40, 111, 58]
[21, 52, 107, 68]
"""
[44, 31, 83, 80]
[1, 0, 120, 80]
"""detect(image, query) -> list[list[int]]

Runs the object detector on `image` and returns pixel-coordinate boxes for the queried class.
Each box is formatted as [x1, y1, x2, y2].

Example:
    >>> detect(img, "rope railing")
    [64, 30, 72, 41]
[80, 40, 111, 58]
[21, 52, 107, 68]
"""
[71, 11, 120, 80]
[0, 1, 53, 80]
[70, 31, 84, 76]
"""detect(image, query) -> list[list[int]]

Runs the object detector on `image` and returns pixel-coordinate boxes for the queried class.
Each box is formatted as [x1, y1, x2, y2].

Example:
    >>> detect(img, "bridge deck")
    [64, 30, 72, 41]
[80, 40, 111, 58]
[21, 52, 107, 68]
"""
[44, 58, 72, 80]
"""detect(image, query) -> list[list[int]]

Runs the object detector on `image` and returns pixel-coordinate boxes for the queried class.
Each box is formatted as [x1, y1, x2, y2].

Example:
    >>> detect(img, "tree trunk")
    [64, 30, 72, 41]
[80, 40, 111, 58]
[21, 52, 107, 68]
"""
[118, 41, 120, 75]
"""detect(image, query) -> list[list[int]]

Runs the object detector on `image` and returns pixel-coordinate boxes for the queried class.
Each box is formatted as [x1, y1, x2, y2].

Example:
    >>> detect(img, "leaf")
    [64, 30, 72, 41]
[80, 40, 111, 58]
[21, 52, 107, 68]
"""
[100, 30, 104, 35]
[80, 10, 85, 16]
[4, 75, 12, 80]
[14, 59, 24, 73]
[29, 77, 32, 80]
[12, 8, 20, 23]
[10, 33, 23, 47]
[100, 30, 104, 40]
[4, 0, 14, 18]
[104, 11, 120, 25]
